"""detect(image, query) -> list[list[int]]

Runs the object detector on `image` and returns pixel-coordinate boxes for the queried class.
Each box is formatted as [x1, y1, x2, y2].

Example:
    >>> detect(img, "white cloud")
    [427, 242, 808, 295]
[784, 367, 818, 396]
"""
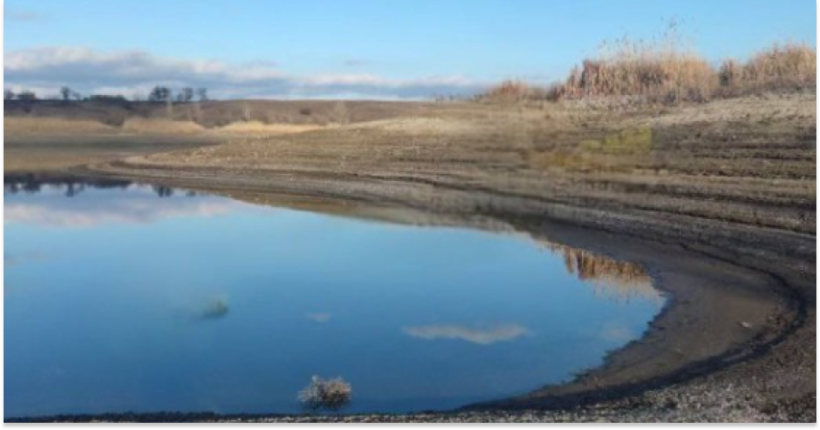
[4, 47, 489, 100]
[403, 323, 531, 345]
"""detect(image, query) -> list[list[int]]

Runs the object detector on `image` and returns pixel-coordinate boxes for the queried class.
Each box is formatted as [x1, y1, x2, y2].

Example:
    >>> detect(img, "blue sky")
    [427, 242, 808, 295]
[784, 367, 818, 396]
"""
[4, 0, 817, 99]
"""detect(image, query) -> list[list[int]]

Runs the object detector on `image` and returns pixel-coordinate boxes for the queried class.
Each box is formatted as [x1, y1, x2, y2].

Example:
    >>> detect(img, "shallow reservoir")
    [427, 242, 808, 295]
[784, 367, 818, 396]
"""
[4, 179, 664, 417]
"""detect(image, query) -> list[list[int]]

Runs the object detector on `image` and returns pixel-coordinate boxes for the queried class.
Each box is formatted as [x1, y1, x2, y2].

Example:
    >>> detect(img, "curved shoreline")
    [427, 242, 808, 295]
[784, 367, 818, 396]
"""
[471, 228, 806, 411]
[4, 92, 815, 421]
[7, 164, 808, 422]
[3, 165, 808, 421]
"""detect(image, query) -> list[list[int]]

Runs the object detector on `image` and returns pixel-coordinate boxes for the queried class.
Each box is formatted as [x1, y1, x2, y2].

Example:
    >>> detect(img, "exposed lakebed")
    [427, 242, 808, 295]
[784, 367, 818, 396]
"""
[5, 178, 664, 417]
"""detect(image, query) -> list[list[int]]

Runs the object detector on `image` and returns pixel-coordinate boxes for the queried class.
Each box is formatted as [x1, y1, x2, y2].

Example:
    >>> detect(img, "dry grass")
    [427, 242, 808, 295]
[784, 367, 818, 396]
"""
[562, 37, 716, 103]
[478, 80, 547, 104]
[216, 121, 324, 135]
[121, 118, 205, 134]
[298, 376, 352, 411]
[481, 34, 816, 106]
[719, 43, 816, 95]
[4, 117, 117, 135]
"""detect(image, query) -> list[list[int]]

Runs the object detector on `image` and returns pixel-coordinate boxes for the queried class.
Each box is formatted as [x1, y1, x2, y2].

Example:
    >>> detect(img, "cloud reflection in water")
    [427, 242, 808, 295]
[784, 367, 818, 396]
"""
[402, 323, 531, 345]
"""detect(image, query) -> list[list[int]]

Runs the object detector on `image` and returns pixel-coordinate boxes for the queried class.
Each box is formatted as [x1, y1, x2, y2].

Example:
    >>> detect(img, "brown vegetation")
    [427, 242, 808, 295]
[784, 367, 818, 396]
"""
[298, 376, 352, 411]
[4, 117, 117, 135]
[480, 41, 816, 105]
[4, 99, 437, 128]
[480, 80, 548, 104]
[719, 43, 817, 96]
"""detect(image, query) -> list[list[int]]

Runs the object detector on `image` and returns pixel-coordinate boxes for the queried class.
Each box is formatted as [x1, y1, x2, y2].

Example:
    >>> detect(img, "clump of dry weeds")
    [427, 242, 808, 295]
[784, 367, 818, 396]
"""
[480, 24, 815, 106]
[562, 34, 716, 103]
[298, 376, 352, 412]
[478, 80, 547, 104]
[718, 42, 816, 95]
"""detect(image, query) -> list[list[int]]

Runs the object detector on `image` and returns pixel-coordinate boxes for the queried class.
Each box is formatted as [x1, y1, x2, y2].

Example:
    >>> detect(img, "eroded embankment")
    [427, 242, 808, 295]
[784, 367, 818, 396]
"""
[80, 157, 814, 421]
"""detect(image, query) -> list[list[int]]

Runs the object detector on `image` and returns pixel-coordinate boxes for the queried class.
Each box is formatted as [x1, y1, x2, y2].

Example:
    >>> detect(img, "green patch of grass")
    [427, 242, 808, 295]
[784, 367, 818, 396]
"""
[528, 127, 653, 173]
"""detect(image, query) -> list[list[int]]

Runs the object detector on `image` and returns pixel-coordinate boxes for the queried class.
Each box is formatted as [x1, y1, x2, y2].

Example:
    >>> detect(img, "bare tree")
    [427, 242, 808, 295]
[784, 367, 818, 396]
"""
[89, 94, 128, 104]
[177, 87, 194, 103]
[196, 87, 208, 102]
[192, 88, 206, 123]
[60, 86, 72, 101]
[152, 185, 174, 198]
[148, 86, 172, 102]
[17, 91, 37, 101]
[147, 86, 175, 117]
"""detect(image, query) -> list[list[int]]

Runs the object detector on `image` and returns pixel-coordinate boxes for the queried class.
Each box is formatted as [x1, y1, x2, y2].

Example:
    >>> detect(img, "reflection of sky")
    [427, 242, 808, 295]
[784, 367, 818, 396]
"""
[5, 185, 257, 227]
[4, 251, 50, 267]
[5, 185, 664, 417]
[306, 312, 333, 323]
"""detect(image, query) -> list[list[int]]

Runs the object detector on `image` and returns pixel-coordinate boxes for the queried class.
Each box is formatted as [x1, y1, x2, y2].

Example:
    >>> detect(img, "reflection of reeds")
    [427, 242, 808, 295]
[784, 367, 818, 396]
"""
[542, 243, 661, 303]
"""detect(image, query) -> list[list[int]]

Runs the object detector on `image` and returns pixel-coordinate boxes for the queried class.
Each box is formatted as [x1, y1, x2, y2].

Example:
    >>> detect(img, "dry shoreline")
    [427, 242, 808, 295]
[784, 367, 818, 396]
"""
[4, 93, 816, 422]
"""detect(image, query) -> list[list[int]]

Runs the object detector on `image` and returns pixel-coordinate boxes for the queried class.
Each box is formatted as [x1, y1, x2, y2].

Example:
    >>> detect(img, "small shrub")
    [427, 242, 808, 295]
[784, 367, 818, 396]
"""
[298, 376, 351, 411]
[545, 82, 567, 101]
[477, 80, 551, 106]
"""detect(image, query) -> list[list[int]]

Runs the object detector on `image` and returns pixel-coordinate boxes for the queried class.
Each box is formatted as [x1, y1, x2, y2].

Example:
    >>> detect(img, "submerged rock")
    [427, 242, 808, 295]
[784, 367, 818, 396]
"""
[201, 299, 229, 320]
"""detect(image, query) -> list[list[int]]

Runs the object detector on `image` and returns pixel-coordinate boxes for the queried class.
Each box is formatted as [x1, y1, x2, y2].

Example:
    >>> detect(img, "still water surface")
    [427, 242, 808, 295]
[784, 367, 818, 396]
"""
[5, 180, 664, 417]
